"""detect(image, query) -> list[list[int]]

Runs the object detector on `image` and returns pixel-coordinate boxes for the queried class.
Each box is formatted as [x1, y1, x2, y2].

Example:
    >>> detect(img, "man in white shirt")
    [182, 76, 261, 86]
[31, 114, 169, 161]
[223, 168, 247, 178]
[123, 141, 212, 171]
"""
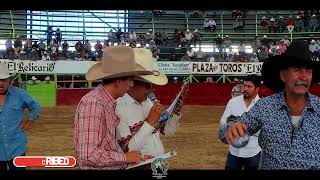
[116, 48, 183, 159]
[219, 74, 261, 170]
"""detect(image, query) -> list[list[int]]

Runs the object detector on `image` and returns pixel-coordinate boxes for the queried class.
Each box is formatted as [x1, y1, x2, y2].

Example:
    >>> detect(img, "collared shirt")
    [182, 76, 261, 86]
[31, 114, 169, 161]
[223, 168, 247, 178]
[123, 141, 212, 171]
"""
[220, 92, 320, 169]
[74, 84, 126, 170]
[116, 93, 181, 157]
[219, 94, 261, 158]
[0, 86, 40, 161]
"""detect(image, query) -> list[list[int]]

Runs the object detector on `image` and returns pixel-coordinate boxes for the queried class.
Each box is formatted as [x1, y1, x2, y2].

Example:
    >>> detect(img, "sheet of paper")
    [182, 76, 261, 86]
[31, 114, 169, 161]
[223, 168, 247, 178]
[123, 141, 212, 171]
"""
[166, 82, 188, 114]
[126, 150, 177, 170]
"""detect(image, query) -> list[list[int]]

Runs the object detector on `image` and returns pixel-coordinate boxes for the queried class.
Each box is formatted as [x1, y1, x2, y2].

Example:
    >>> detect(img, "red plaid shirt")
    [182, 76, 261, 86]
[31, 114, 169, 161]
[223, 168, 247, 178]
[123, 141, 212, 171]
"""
[74, 85, 127, 170]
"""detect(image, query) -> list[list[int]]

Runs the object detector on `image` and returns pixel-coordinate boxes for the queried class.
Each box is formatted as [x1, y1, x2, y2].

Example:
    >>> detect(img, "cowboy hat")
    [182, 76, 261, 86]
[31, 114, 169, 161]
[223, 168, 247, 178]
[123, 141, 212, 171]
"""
[31, 76, 37, 81]
[261, 40, 320, 92]
[0, 63, 11, 80]
[133, 48, 167, 85]
[86, 46, 153, 81]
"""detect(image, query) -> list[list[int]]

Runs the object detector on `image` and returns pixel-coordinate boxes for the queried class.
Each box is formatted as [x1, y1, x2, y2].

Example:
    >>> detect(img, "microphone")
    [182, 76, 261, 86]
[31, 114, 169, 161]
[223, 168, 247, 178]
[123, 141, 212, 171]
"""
[147, 91, 169, 121]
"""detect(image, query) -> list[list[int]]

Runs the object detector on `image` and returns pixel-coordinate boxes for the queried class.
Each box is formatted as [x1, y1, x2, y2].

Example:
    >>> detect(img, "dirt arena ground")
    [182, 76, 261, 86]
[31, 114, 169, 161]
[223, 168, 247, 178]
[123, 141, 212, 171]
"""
[26, 105, 228, 170]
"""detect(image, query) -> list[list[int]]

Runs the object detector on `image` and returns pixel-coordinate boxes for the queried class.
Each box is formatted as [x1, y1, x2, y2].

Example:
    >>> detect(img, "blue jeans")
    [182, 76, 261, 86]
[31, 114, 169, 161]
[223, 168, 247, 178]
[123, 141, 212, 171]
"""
[225, 152, 261, 170]
[0, 153, 26, 171]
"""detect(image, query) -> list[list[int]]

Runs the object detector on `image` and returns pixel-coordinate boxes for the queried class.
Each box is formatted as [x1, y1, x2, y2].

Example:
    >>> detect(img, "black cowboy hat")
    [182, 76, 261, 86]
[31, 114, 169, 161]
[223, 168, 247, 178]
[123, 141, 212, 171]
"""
[261, 40, 320, 92]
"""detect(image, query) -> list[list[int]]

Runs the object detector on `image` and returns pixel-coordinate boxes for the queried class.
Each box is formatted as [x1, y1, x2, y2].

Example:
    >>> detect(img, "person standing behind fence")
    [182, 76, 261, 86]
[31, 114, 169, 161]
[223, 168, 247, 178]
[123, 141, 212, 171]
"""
[0, 63, 41, 171]
[219, 75, 261, 170]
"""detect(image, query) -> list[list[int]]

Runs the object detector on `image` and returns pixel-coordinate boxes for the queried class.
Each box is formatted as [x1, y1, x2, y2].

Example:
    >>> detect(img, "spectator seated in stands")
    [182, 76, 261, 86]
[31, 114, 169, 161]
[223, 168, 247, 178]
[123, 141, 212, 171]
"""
[31, 47, 38, 61]
[279, 40, 287, 55]
[42, 51, 50, 61]
[233, 15, 244, 32]
[108, 29, 115, 46]
[260, 17, 268, 32]
[195, 50, 205, 62]
[161, 31, 168, 46]
[5, 38, 13, 58]
[224, 35, 232, 49]
[75, 40, 83, 54]
[7, 47, 15, 60]
[38, 39, 46, 56]
[193, 29, 202, 47]
[181, 52, 192, 61]
[238, 40, 246, 57]
[185, 29, 194, 47]
[309, 39, 320, 60]
[75, 52, 82, 61]
[208, 18, 217, 32]
[286, 15, 295, 33]
[268, 41, 277, 57]
[277, 16, 286, 33]
[252, 36, 261, 54]
[148, 40, 158, 52]
[295, 16, 305, 32]
[180, 30, 187, 47]
[309, 14, 319, 32]
[152, 49, 160, 61]
[216, 34, 223, 53]
[268, 17, 277, 33]
[258, 45, 269, 62]
[83, 52, 92, 61]
[14, 35, 23, 59]
[32, 40, 39, 56]
[186, 47, 196, 60]
[103, 39, 109, 49]
[50, 48, 59, 61]
[153, 31, 162, 46]
[55, 27, 62, 46]
[129, 30, 137, 44]
[83, 40, 92, 55]
[94, 40, 103, 57]
[51, 39, 59, 55]
[129, 41, 136, 48]
[173, 28, 181, 48]
[207, 55, 215, 62]
[61, 40, 69, 57]
[260, 35, 270, 47]
[203, 18, 210, 32]
[250, 53, 259, 62]
[281, 35, 291, 47]
[170, 52, 179, 61]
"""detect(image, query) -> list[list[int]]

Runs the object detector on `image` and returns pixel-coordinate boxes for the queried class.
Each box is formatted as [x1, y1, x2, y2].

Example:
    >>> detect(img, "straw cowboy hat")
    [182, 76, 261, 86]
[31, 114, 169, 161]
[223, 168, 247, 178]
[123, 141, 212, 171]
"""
[0, 63, 11, 80]
[261, 41, 320, 92]
[133, 48, 168, 85]
[86, 46, 153, 81]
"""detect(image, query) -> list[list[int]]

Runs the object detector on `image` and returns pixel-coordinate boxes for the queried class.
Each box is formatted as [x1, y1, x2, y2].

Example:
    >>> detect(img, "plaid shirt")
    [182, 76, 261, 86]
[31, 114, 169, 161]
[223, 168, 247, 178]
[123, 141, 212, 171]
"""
[74, 85, 127, 170]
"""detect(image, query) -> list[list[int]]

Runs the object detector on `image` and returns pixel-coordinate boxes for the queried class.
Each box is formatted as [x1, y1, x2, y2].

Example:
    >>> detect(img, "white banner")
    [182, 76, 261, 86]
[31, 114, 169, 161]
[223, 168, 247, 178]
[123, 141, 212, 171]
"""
[191, 62, 263, 75]
[157, 61, 191, 74]
[0, 60, 263, 75]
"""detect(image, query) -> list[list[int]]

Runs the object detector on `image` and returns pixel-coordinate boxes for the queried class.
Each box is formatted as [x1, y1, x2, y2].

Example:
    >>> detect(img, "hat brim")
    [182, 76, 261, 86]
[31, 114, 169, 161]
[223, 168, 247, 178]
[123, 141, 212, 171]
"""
[86, 62, 153, 81]
[134, 72, 168, 85]
[0, 74, 11, 80]
[262, 55, 320, 92]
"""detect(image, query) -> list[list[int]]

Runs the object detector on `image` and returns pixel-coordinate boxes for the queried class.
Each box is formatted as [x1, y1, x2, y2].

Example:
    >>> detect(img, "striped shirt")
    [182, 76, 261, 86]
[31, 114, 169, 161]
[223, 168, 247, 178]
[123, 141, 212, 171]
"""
[74, 84, 127, 170]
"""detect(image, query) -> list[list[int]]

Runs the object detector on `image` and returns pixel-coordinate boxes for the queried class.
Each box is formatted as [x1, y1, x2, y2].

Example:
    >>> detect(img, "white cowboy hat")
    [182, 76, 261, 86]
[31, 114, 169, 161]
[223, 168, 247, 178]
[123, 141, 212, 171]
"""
[186, 29, 190, 32]
[270, 17, 275, 21]
[263, 35, 267, 38]
[279, 16, 283, 18]
[262, 16, 266, 19]
[133, 48, 167, 85]
[194, 29, 198, 32]
[311, 39, 316, 43]
[31, 76, 37, 81]
[86, 46, 153, 81]
[45, 76, 50, 81]
[297, 16, 300, 19]
[0, 63, 11, 80]
[225, 35, 229, 38]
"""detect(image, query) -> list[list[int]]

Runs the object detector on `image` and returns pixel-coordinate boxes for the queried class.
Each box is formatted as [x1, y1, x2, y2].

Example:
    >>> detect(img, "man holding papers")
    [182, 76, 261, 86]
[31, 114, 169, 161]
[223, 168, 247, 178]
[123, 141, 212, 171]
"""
[116, 48, 183, 163]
